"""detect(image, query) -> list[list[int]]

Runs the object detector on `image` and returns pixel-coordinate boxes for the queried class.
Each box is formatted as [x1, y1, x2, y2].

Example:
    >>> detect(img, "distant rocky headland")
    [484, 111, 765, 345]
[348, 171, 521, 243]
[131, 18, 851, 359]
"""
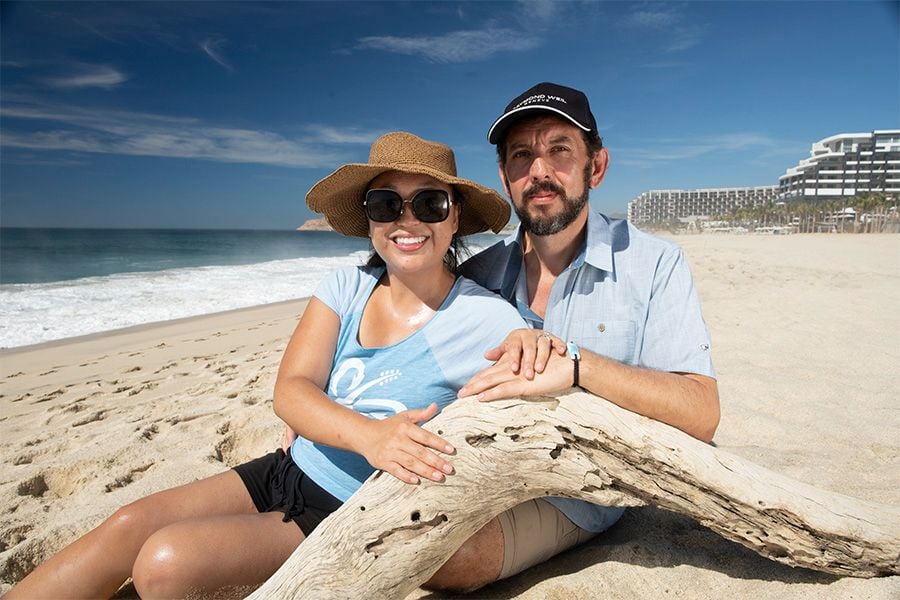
[297, 218, 333, 231]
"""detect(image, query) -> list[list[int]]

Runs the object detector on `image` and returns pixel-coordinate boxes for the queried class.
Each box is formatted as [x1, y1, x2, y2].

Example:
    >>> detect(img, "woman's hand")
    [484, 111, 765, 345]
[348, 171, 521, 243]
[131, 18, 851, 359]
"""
[482, 328, 567, 380]
[360, 403, 455, 485]
[458, 350, 574, 402]
[280, 425, 298, 453]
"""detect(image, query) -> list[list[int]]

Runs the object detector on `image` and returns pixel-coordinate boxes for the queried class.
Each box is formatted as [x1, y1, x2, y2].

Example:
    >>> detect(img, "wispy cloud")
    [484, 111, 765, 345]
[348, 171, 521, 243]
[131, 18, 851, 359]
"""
[0, 97, 370, 168]
[200, 37, 234, 71]
[40, 64, 128, 89]
[356, 28, 540, 63]
[623, 5, 705, 53]
[626, 6, 681, 29]
[304, 125, 386, 145]
[615, 133, 778, 167]
[516, 0, 559, 21]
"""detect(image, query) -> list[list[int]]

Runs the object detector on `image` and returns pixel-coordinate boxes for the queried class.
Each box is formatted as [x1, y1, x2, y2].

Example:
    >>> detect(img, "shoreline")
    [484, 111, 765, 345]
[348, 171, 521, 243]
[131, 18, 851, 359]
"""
[1, 297, 311, 358]
[2, 233, 898, 598]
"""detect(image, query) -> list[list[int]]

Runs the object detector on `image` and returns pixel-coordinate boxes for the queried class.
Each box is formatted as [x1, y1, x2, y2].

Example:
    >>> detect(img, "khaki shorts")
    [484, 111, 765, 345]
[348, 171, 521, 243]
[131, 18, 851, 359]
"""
[496, 498, 597, 580]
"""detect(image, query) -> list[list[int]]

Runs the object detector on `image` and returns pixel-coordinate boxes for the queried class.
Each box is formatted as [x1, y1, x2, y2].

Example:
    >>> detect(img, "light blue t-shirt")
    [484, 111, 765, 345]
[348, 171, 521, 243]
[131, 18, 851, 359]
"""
[461, 211, 716, 532]
[291, 265, 526, 502]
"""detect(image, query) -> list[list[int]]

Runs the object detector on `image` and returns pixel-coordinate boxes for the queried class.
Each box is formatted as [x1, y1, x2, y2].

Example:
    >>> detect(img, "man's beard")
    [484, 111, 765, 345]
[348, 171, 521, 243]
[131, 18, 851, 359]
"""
[513, 161, 591, 236]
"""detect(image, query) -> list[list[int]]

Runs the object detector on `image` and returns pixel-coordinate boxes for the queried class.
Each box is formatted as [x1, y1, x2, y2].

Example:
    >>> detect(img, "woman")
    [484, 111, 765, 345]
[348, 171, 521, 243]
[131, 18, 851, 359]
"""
[7, 132, 525, 599]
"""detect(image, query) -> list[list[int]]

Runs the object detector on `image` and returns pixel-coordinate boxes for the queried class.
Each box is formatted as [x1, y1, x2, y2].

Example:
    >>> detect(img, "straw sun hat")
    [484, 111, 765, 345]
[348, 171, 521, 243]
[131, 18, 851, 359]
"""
[306, 132, 510, 237]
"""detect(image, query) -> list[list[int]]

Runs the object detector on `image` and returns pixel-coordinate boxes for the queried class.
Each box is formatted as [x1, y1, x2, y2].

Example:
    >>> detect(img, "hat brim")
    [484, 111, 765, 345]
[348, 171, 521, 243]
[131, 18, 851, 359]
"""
[306, 163, 510, 238]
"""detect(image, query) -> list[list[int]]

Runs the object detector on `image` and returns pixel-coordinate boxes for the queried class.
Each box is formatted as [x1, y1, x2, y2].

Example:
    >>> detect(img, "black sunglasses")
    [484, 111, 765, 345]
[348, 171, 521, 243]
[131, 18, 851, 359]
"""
[364, 188, 453, 223]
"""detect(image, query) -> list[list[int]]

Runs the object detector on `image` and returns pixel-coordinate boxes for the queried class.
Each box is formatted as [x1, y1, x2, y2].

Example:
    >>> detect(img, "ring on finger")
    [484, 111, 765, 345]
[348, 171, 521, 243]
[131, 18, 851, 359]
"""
[538, 332, 553, 341]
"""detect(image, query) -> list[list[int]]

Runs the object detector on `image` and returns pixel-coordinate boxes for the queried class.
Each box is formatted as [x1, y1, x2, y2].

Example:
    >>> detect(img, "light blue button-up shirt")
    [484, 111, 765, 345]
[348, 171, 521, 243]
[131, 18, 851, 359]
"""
[461, 210, 715, 531]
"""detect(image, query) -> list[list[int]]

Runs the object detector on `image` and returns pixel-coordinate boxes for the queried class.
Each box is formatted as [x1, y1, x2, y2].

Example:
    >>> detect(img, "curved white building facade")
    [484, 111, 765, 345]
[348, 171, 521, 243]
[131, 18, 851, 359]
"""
[778, 130, 900, 201]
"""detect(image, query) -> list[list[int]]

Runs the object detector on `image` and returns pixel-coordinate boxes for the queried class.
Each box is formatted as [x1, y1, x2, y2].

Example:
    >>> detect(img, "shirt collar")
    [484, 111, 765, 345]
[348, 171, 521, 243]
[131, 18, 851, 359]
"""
[495, 210, 616, 295]
[518, 210, 616, 273]
[582, 210, 614, 273]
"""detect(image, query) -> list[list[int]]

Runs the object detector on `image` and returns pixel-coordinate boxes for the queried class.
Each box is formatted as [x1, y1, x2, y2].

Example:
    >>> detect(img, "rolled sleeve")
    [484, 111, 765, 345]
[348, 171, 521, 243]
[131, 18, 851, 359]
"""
[639, 247, 715, 378]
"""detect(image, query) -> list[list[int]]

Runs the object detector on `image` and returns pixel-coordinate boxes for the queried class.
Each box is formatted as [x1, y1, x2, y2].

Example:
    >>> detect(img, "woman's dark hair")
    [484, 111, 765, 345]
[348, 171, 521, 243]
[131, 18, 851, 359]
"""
[365, 187, 470, 275]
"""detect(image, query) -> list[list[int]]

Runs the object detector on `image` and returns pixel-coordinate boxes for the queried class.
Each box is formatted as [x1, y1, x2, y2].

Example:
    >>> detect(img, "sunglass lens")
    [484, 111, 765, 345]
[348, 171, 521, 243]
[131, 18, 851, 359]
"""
[365, 190, 403, 222]
[411, 190, 450, 222]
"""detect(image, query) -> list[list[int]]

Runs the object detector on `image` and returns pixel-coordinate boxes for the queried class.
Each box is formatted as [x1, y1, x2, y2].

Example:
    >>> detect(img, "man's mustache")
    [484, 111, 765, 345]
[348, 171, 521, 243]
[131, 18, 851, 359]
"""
[523, 181, 566, 200]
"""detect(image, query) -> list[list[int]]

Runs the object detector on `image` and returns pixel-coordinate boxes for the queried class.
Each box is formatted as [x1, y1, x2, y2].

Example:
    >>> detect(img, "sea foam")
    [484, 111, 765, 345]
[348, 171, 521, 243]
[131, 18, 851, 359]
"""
[0, 252, 369, 348]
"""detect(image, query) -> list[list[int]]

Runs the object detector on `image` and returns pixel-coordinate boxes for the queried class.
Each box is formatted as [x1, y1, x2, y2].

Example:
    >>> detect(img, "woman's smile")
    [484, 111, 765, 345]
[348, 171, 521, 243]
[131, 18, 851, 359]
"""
[389, 233, 429, 251]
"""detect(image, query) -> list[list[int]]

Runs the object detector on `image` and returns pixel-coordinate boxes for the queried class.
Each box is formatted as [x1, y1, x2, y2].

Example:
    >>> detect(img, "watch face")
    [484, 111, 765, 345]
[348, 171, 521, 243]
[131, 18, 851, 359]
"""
[566, 341, 581, 360]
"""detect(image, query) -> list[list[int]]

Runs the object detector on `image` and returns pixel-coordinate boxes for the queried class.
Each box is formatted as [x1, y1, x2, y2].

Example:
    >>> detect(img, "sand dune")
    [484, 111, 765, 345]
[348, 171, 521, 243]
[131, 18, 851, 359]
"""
[2, 234, 898, 598]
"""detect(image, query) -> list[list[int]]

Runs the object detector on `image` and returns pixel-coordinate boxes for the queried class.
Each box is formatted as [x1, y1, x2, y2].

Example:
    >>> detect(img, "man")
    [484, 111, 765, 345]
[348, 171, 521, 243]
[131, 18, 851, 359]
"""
[425, 82, 720, 592]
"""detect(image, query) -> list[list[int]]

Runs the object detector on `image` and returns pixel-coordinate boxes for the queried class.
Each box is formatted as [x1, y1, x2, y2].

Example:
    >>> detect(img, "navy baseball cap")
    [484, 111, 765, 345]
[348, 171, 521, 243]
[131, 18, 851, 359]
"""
[487, 82, 599, 145]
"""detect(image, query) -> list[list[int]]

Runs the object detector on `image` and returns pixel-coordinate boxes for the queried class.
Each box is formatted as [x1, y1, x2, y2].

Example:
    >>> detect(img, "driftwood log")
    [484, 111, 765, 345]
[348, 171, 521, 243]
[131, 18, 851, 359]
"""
[248, 389, 900, 599]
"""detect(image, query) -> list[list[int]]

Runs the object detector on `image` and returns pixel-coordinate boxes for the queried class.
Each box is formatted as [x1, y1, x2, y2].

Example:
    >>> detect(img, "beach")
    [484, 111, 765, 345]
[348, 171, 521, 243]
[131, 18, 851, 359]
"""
[1, 233, 898, 598]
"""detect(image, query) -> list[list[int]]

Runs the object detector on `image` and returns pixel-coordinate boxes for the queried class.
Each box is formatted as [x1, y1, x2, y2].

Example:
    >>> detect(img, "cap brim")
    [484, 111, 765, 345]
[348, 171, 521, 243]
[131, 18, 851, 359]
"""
[487, 106, 591, 145]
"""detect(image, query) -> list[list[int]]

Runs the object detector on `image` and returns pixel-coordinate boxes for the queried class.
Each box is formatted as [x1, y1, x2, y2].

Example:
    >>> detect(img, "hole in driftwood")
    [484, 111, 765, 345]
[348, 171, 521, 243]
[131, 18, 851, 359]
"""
[465, 433, 496, 447]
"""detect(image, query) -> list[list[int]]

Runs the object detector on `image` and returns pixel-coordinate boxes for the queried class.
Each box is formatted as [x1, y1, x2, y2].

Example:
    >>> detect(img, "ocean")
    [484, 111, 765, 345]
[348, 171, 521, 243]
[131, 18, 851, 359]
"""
[0, 228, 505, 349]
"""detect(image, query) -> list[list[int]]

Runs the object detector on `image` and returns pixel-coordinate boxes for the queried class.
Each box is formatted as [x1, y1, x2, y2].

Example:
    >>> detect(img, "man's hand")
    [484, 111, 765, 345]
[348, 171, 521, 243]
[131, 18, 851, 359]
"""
[360, 403, 456, 485]
[458, 350, 574, 402]
[483, 328, 567, 380]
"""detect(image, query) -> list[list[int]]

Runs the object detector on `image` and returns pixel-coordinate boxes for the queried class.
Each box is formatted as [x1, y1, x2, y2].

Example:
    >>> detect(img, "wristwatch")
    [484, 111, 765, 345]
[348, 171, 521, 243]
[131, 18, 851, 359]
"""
[566, 341, 581, 388]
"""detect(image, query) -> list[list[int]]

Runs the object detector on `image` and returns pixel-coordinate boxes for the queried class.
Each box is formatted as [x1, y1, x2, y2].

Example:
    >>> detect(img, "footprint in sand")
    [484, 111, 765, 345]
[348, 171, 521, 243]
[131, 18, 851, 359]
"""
[11, 452, 36, 466]
[138, 424, 159, 440]
[153, 361, 178, 374]
[127, 382, 158, 397]
[71, 410, 107, 427]
[32, 389, 65, 404]
[165, 411, 216, 426]
[104, 464, 153, 493]
[17, 465, 96, 499]
[0, 523, 33, 553]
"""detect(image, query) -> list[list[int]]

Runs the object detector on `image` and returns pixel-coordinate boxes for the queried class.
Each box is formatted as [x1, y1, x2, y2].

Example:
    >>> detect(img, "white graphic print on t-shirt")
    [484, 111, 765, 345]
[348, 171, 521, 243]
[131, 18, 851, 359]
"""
[328, 358, 406, 420]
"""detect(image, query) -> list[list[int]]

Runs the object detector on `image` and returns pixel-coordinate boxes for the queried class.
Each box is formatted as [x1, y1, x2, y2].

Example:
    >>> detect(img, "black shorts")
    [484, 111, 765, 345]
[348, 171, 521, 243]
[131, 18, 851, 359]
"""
[233, 449, 342, 536]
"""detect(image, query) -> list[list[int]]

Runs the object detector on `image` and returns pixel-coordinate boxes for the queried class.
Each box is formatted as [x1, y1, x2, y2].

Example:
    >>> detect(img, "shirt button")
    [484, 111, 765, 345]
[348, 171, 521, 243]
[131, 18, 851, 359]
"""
[597, 323, 606, 333]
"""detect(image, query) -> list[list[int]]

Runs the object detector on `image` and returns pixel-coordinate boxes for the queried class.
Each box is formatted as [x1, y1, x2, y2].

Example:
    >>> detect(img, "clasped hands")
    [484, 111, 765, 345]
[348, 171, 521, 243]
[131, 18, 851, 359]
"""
[458, 328, 572, 402]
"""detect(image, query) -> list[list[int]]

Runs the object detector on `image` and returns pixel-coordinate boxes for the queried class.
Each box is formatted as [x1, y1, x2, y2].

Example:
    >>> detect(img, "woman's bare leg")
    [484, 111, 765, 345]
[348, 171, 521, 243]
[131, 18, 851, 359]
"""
[6, 470, 262, 599]
[131, 511, 304, 599]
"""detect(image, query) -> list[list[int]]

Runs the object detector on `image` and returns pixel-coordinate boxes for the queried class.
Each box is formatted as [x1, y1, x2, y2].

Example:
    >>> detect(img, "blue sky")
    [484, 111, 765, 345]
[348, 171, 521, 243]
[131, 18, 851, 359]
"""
[1, 1, 898, 230]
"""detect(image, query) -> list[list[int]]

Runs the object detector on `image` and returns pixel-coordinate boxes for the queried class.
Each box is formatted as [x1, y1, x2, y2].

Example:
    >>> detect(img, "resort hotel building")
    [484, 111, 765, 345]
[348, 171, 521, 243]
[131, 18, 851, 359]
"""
[777, 130, 900, 202]
[626, 186, 778, 225]
[626, 130, 899, 226]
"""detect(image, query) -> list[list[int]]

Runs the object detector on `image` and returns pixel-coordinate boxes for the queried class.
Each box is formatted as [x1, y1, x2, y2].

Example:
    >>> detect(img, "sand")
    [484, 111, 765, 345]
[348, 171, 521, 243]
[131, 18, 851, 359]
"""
[1, 233, 898, 599]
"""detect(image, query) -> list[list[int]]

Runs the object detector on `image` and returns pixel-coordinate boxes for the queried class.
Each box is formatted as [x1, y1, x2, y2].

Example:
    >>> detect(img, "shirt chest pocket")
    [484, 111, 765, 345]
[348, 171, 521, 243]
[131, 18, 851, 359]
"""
[573, 319, 638, 365]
